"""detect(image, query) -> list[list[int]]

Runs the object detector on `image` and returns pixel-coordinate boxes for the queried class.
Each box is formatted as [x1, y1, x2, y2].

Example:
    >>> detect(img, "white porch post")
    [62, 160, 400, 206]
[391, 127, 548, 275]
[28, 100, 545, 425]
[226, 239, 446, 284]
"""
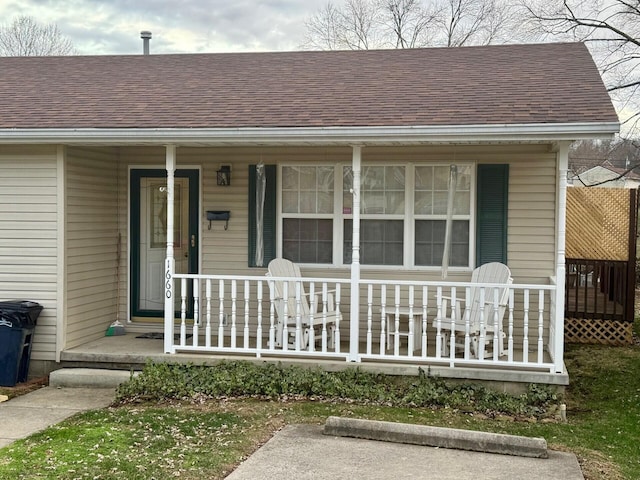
[349, 145, 362, 361]
[164, 145, 176, 354]
[553, 141, 570, 373]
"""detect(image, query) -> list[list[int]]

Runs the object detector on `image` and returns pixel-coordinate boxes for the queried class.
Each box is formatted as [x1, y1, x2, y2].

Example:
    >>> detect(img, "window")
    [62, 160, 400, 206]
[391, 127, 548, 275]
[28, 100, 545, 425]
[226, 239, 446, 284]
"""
[281, 166, 334, 264]
[414, 165, 472, 267]
[343, 166, 405, 265]
[278, 163, 474, 268]
[344, 219, 404, 265]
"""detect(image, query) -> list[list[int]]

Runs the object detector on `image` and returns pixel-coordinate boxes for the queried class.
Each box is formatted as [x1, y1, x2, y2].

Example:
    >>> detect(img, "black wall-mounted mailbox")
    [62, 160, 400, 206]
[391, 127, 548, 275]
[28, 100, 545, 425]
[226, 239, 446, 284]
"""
[207, 210, 230, 230]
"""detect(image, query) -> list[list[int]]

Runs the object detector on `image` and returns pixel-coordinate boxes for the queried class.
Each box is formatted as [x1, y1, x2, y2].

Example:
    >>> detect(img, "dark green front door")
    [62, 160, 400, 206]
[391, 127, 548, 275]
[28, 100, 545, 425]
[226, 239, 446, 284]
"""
[130, 169, 199, 319]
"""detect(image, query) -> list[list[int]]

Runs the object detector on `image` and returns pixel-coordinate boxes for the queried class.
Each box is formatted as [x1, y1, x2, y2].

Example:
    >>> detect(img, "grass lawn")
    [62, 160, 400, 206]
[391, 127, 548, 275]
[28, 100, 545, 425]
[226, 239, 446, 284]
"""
[0, 338, 638, 479]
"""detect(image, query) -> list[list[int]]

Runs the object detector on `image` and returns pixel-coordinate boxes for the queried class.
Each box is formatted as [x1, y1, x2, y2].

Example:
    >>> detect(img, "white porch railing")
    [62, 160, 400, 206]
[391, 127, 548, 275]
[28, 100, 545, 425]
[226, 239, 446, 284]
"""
[169, 273, 558, 373]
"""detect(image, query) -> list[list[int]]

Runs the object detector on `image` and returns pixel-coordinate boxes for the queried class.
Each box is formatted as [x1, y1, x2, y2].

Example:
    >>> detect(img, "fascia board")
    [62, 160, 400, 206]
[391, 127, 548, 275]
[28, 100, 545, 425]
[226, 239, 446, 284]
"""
[0, 122, 620, 145]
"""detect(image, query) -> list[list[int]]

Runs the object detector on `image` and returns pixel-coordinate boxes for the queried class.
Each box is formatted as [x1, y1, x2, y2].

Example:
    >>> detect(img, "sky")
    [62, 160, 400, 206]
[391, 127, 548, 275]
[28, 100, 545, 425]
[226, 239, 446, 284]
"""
[0, 0, 329, 55]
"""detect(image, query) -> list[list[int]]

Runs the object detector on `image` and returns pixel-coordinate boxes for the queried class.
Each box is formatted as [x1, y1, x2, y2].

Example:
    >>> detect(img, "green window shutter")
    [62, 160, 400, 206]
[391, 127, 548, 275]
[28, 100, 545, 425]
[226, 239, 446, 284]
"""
[476, 164, 508, 266]
[248, 164, 277, 267]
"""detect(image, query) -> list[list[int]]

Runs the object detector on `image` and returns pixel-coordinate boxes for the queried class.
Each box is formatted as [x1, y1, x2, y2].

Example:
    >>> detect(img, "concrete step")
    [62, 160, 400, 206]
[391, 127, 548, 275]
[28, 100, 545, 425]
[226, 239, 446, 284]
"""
[49, 368, 137, 388]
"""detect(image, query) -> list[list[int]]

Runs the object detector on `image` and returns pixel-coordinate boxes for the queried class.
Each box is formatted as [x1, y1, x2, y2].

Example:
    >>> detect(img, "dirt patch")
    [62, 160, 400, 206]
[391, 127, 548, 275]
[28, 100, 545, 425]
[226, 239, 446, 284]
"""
[0, 376, 48, 400]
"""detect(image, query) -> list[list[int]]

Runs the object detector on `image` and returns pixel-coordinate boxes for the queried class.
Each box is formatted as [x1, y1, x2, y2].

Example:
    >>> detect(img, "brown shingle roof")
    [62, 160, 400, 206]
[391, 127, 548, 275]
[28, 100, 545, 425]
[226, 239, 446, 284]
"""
[0, 42, 618, 129]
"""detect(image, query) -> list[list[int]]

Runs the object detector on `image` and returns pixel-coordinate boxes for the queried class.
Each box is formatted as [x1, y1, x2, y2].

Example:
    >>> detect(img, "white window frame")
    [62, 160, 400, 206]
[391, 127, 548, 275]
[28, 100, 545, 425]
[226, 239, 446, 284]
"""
[277, 164, 336, 265]
[277, 162, 476, 270]
[342, 164, 407, 267]
[411, 163, 475, 270]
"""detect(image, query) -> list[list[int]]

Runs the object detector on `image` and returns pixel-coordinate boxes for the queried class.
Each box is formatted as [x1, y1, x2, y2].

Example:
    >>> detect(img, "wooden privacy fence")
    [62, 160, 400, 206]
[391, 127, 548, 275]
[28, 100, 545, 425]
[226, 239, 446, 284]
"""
[565, 187, 637, 345]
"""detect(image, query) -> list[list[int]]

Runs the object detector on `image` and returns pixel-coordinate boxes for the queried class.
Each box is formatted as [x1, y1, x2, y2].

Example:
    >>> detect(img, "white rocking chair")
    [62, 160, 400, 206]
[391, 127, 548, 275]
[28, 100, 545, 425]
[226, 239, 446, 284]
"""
[266, 258, 338, 350]
[436, 262, 512, 359]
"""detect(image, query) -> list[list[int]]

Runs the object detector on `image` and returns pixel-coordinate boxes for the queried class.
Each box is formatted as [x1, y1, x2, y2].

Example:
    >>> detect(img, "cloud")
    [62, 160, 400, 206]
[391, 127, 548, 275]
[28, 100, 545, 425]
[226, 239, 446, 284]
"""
[0, 0, 327, 54]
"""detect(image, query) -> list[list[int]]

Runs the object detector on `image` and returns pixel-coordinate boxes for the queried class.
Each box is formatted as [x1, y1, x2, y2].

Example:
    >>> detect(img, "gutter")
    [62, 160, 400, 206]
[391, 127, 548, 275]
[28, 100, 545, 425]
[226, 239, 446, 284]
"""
[0, 122, 620, 145]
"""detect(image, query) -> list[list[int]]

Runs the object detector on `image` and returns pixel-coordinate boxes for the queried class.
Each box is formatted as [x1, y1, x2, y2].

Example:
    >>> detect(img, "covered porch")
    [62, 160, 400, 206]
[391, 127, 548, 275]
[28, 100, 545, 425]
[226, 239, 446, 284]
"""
[49, 135, 575, 387]
[112, 141, 568, 384]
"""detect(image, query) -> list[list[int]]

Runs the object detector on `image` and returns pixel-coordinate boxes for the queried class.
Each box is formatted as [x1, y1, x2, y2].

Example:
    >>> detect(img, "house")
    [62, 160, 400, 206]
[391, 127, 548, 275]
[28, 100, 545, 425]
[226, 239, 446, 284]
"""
[569, 163, 640, 188]
[0, 42, 619, 387]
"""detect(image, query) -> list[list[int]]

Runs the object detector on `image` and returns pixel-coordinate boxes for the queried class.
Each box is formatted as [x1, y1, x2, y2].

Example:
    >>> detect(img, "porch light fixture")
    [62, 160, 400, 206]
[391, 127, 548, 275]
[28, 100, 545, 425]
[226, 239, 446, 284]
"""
[217, 165, 231, 186]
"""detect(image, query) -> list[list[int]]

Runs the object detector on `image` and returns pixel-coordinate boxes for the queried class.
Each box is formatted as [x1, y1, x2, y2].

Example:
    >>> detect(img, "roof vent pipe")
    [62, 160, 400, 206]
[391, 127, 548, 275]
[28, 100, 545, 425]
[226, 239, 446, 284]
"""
[141, 31, 152, 55]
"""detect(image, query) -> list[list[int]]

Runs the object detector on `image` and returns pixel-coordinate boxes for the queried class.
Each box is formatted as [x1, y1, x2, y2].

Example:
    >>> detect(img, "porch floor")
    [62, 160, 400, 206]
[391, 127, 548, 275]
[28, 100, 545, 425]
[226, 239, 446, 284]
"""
[60, 333, 568, 390]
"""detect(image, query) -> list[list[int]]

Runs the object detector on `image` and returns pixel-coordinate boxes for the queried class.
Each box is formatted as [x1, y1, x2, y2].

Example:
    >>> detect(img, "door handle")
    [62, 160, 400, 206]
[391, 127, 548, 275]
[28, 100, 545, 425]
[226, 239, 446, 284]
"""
[191, 235, 196, 248]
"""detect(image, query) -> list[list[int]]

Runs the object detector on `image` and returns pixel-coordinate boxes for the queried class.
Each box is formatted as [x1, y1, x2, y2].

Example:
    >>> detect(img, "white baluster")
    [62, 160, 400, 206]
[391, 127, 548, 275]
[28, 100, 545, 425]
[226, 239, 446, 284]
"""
[321, 282, 328, 352]
[523, 289, 530, 363]
[282, 282, 289, 352]
[256, 281, 263, 354]
[295, 281, 302, 351]
[218, 280, 225, 348]
[435, 286, 442, 358]
[231, 280, 237, 349]
[308, 282, 315, 352]
[408, 285, 415, 357]
[205, 279, 211, 348]
[477, 287, 485, 359]
[268, 280, 275, 350]
[192, 278, 199, 347]
[538, 290, 545, 364]
[463, 286, 471, 360]
[367, 284, 373, 355]
[244, 280, 250, 348]
[393, 284, 400, 357]
[380, 284, 387, 353]
[180, 278, 187, 346]
[421, 286, 428, 356]
[507, 289, 514, 362]
[334, 283, 341, 353]
[492, 286, 500, 361]
[450, 286, 457, 360]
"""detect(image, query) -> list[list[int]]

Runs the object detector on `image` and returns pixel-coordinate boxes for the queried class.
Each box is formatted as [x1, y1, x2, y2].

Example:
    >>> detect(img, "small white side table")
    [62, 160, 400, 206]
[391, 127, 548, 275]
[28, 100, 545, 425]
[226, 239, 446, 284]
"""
[383, 307, 423, 353]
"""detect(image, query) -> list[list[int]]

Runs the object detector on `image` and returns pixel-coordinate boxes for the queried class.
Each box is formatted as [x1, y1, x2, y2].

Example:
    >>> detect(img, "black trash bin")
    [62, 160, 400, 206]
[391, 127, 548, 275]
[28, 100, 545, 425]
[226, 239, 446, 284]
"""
[0, 300, 43, 387]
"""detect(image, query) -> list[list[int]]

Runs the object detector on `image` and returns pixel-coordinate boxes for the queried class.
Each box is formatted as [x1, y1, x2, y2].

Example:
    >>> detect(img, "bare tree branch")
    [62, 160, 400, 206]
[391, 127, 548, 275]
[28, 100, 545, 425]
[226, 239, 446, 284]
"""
[569, 138, 640, 186]
[302, 0, 514, 50]
[524, 0, 640, 137]
[0, 16, 76, 56]
[574, 162, 640, 186]
[609, 80, 640, 92]
[385, 0, 440, 48]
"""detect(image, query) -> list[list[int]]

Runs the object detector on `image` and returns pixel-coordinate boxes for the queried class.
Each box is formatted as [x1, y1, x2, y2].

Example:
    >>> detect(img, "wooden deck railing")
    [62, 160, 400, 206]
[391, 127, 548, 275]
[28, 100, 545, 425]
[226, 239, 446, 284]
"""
[565, 258, 634, 322]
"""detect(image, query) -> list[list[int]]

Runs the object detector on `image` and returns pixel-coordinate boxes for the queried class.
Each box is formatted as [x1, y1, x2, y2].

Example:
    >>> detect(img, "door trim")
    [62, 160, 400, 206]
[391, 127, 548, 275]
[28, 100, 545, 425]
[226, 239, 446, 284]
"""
[130, 168, 200, 319]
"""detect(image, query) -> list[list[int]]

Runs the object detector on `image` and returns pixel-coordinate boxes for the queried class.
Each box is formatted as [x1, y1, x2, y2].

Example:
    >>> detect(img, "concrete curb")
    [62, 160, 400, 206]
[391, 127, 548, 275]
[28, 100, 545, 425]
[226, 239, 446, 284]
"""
[49, 368, 136, 388]
[324, 416, 548, 458]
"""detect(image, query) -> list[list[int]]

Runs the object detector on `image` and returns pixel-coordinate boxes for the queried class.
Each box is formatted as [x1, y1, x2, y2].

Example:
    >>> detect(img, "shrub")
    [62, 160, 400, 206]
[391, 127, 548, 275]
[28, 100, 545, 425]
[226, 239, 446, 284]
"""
[116, 360, 561, 417]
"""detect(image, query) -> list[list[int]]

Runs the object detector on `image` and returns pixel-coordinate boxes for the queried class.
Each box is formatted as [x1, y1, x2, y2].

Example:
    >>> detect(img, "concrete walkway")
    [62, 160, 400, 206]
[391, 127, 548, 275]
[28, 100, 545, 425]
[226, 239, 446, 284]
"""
[227, 424, 585, 480]
[0, 387, 115, 448]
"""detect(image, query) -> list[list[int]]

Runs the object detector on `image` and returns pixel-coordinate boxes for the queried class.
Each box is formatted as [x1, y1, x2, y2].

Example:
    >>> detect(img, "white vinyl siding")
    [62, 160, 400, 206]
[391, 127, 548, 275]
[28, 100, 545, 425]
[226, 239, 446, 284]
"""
[65, 147, 120, 348]
[0, 146, 59, 361]
[177, 144, 557, 284]
[508, 154, 557, 284]
[107, 145, 556, 335]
